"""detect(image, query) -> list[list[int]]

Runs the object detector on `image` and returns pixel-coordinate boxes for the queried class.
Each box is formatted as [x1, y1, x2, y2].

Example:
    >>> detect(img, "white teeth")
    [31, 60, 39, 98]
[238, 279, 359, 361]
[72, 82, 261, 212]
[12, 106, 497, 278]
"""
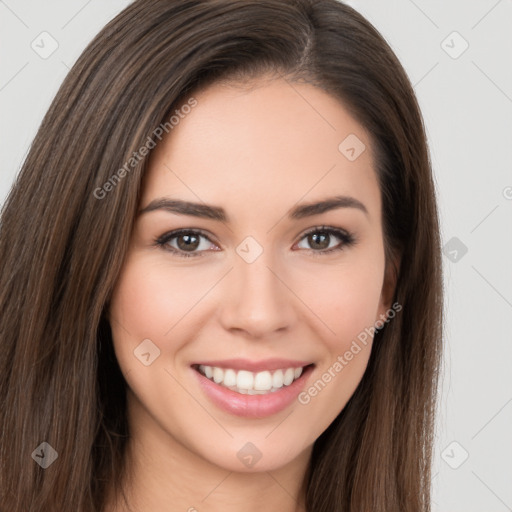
[197, 364, 308, 394]
[223, 369, 237, 387]
[213, 367, 224, 384]
[254, 371, 272, 391]
[236, 370, 254, 390]
[283, 368, 295, 386]
[272, 369, 284, 388]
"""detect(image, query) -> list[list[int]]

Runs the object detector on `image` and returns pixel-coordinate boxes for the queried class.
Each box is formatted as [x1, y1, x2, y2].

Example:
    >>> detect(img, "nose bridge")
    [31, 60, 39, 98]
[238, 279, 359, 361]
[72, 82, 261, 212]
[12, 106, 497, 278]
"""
[219, 245, 295, 337]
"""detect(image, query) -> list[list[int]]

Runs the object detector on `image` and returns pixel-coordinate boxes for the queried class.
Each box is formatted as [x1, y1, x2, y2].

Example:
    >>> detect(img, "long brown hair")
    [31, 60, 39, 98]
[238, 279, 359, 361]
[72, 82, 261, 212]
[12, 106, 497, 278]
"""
[0, 1, 443, 510]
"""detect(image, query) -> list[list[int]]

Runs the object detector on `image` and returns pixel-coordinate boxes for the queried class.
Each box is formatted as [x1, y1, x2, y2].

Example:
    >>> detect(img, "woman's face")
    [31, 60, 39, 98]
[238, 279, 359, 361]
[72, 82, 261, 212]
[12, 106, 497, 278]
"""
[109, 76, 395, 473]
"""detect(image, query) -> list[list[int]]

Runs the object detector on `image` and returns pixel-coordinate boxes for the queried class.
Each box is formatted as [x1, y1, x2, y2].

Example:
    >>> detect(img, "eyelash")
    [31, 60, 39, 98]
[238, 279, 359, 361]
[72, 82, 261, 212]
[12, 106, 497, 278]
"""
[154, 226, 356, 259]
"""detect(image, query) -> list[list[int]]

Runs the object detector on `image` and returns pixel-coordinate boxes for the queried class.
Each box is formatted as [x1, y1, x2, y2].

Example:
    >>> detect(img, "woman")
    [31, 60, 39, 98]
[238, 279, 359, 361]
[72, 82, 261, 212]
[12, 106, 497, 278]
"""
[0, 1, 443, 510]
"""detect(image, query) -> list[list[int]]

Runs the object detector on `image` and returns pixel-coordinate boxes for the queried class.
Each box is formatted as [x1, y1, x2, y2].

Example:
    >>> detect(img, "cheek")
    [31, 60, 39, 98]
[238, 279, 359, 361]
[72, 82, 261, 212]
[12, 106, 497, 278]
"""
[108, 258, 212, 427]
[293, 263, 383, 432]
[108, 256, 229, 386]
[295, 256, 385, 350]
[110, 257, 213, 343]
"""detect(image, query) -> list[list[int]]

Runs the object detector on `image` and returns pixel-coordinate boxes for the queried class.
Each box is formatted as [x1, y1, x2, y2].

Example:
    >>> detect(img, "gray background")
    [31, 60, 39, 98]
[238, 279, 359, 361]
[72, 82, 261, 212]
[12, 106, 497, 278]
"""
[1, 1, 511, 510]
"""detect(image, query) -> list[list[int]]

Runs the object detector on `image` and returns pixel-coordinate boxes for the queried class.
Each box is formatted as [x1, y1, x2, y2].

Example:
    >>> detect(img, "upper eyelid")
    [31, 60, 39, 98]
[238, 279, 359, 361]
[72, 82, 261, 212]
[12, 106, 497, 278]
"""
[158, 228, 216, 242]
[300, 225, 350, 237]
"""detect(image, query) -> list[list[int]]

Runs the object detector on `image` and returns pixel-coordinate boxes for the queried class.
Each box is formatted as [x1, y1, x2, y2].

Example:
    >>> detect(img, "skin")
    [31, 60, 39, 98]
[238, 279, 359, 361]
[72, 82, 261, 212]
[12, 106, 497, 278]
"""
[107, 75, 397, 512]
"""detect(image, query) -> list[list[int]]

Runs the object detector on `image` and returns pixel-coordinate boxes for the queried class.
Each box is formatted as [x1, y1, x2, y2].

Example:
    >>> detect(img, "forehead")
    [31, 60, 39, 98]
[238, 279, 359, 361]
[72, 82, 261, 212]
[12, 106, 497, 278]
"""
[142, 77, 380, 222]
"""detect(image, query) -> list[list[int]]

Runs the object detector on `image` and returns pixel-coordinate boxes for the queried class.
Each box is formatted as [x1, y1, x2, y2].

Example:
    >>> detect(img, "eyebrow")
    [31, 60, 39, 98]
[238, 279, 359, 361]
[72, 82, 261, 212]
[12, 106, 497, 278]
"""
[138, 195, 368, 221]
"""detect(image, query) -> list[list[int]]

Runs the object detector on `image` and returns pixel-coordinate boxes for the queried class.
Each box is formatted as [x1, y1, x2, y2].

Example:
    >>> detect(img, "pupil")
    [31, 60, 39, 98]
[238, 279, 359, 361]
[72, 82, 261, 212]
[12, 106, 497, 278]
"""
[310, 232, 329, 250]
[177, 234, 199, 251]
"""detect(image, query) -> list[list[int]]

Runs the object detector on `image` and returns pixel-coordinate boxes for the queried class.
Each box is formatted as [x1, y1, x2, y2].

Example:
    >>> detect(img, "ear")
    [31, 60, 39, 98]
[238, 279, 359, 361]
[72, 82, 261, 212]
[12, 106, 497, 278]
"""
[376, 249, 401, 321]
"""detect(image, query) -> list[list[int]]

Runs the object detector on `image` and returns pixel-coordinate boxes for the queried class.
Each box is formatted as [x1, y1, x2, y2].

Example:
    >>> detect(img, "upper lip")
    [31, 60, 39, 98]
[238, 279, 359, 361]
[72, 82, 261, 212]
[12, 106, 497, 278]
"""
[192, 358, 314, 372]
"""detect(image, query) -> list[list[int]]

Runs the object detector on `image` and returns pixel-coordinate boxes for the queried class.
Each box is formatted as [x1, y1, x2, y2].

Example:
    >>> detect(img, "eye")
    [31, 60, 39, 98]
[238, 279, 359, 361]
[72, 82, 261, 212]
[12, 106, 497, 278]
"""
[154, 229, 218, 258]
[295, 226, 355, 255]
[155, 226, 355, 258]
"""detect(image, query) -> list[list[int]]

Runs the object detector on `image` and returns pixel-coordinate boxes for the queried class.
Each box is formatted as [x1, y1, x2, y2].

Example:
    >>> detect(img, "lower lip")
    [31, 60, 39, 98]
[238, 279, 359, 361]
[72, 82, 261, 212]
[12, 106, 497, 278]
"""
[192, 365, 314, 419]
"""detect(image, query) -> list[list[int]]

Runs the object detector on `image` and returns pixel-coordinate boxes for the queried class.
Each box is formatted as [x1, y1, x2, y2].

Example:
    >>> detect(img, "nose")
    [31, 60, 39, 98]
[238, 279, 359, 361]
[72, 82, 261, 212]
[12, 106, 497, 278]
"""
[218, 251, 296, 338]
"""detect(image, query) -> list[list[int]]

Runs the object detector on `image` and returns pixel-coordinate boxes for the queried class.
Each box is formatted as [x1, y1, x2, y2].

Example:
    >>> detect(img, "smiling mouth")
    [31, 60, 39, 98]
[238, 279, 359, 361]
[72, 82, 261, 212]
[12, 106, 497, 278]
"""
[191, 363, 315, 395]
